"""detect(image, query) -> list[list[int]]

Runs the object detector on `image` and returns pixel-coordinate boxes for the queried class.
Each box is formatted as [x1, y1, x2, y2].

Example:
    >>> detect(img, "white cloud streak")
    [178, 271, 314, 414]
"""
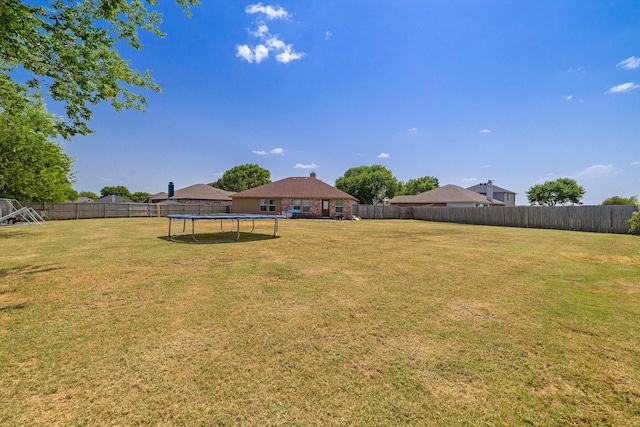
[294, 163, 317, 169]
[480, 129, 491, 133]
[378, 153, 390, 159]
[574, 164, 615, 179]
[245, 3, 290, 20]
[325, 31, 332, 40]
[252, 150, 267, 155]
[617, 56, 640, 70]
[565, 95, 573, 101]
[631, 161, 640, 166]
[605, 82, 639, 94]
[270, 148, 284, 155]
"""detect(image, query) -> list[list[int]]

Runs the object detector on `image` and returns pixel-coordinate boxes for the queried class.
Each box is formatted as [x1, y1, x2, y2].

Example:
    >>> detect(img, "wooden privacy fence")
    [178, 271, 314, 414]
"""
[356, 204, 638, 234]
[24, 202, 230, 221]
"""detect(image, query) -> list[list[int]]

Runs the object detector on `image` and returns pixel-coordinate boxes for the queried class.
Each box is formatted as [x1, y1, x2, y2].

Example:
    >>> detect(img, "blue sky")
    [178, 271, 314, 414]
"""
[62, 1, 640, 204]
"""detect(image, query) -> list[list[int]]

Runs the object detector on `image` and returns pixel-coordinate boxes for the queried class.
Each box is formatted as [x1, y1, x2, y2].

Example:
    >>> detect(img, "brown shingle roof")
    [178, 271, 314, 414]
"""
[170, 184, 235, 201]
[232, 174, 357, 201]
[390, 184, 502, 205]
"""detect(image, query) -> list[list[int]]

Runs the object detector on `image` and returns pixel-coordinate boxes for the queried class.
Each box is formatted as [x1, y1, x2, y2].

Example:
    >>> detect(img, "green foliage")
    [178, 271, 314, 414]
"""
[629, 205, 640, 235]
[78, 190, 99, 200]
[335, 165, 401, 205]
[0, 75, 77, 202]
[214, 164, 271, 192]
[130, 191, 151, 202]
[399, 176, 439, 195]
[526, 178, 585, 206]
[1, 0, 199, 137]
[602, 195, 638, 206]
[100, 185, 132, 199]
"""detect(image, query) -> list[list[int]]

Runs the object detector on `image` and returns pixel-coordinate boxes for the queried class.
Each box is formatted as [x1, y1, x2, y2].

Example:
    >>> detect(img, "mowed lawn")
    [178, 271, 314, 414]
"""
[1, 218, 639, 426]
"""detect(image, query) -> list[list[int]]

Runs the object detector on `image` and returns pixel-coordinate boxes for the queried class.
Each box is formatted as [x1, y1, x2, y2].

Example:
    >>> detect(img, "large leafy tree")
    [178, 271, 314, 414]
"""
[213, 164, 271, 192]
[400, 176, 439, 195]
[602, 195, 638, 206]
[0, 75, 77, 202]
[526, 178, 585, 206]
[335, 165, 401, 205]
[1, 0, 198, 137]
[100, 185, 132, 198]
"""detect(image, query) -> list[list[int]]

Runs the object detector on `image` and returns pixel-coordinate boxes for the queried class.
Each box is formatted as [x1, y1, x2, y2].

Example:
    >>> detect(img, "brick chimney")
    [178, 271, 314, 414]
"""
[486, 180, 494, 202]
[168, 182, 175, 198]
[310, 172, 317, 179]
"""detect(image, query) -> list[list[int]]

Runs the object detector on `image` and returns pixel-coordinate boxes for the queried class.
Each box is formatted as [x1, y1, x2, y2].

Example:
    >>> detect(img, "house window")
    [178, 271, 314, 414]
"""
[260, 199, 276, 212]
[335, 200, 343, 213]
[293, 199, 301, 210]
[301, 200, 310, 213]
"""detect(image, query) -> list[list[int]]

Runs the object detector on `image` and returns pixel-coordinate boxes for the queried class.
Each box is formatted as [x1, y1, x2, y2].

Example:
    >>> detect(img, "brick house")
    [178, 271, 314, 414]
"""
[231, 172, 358, 219]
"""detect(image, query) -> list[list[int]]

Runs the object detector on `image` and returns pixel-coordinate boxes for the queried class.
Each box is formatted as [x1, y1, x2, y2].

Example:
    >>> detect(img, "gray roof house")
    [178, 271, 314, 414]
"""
[466, 180, 516, 206]
[390, 184, 504, 207]
[148, 183, 235, 206]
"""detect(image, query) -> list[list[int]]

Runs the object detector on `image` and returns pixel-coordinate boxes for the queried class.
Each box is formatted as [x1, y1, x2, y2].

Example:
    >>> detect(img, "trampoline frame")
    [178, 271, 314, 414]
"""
[167, 214, 282, 242]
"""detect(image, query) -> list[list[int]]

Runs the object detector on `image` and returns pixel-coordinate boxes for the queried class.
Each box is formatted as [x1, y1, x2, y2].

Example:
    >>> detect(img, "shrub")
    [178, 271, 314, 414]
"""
[629, 205, 640, 235]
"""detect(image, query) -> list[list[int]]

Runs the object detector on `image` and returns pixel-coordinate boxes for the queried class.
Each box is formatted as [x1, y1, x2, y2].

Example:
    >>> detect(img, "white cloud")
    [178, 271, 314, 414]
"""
[480, 129, 491, 133]
[461, 178, 478, 184]
[100, 177, 113, 182]
[235, 44, 269, 63]
[565, 95, 573, 101]
[270, 148, 284, 155]
[252, 150, 267, 155]
[378, 153, 390, 159]
[407, 127, 418, 134]
[237, 4, 304, 64]
[245, 3, 290, 20]
[294, 163, 317, 169]
[325, 31, 332, 40]
[574, 164, 615, 179]
[276, 46, 305, 63]
[631, 161, 640, 166]
[617, 56, 640, 70]
[481, 164, 492, 168]
[605, 82, 639, 94]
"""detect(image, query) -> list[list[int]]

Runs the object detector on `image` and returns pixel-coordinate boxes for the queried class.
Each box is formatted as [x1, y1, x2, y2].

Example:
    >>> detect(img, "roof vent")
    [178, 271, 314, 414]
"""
[310, 172, 317, 179]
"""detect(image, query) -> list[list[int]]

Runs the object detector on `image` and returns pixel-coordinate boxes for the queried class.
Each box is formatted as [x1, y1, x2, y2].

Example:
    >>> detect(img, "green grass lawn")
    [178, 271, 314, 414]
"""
[1, 218, 639, 425]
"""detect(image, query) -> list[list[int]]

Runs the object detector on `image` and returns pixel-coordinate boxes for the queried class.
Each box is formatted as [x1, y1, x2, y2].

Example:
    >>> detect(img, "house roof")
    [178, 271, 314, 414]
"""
[148, 191, 168, 201]
[73, 197, 94, 203]
[390, 184, 502, 205]
[231, 173, 357, 201]
[466, 182, 516, 194]
[95, 195, 134, 203]
[169, 184, 235, 201]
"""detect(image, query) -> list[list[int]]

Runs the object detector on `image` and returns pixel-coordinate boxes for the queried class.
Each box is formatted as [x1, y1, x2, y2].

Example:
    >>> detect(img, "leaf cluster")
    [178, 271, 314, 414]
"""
[335, 165, 401, 205]
[398, 176, 439, 195]
[526, 178, 585, 206]
[0, 74, 76, 202]
[213, 164, 272, 192]
[602, 195, 638, 206]
[1, 0, 199, 137]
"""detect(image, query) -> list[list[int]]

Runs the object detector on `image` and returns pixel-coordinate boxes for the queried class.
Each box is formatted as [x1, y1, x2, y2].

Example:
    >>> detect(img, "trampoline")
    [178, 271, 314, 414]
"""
[167, 214, 283, 242]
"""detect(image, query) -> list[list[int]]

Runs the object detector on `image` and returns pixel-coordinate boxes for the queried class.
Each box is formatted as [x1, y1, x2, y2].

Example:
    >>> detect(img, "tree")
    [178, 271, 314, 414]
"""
[526, 178, 585, 206]
[78, 191, 99, 200]
[0, 74, 77, 202]
[1, 0, 198, 137]
[214, 164, 271, 192]
[629, 205, 640, 235]
[130, 191, 151, 202]
[100, 185, 132, 199]
[399, 176, 439, 195]
[335, 165, 401, 205]
[602, 195, 638, 206]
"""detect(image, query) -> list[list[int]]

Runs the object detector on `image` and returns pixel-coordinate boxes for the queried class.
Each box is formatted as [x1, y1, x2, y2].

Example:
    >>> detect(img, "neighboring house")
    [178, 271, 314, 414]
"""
[147, 183, 235, 206]
[389, 184, 504, 207]
[466, 180, 516, 207]
[95, 195, 134, 203]
[231, 172, 358, 219]
[169, 184, 235, 206]
[73, 197, 94, 203]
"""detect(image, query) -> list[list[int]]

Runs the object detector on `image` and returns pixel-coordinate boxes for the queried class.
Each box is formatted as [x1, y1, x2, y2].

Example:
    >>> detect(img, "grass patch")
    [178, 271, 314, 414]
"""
[1, 218, 639, 425]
